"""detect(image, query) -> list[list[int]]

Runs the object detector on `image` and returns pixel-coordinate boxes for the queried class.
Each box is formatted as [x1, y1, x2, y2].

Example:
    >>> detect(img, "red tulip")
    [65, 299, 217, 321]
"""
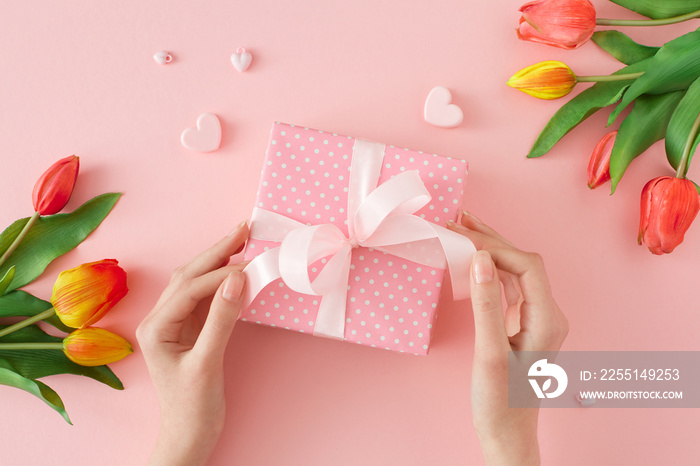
[62, 328, 133, 366]
[638, 176, 700, 255]
[587, 131, 616, 189]
[51, 259, 128, 328]
[32, 155, 79, 215]
[517, 0, 597, 50]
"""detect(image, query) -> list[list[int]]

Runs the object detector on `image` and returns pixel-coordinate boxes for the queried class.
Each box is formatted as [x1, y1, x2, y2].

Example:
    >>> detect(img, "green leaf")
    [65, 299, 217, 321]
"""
[610, 0, 700, 20]
[0, 290, 72, 333]
[0, 358, 71, 424]
[0, 266, 15, 296]
[527, 59, 651, 158]
[610, 91, 686, 193]
[694, 181, 700, 195]
[609, 31, 700, 124]
[0, 193, 121, 292]
[0, 324, 124, 390]
[592, 31, 659, 65]
[666, 76, 700, 175]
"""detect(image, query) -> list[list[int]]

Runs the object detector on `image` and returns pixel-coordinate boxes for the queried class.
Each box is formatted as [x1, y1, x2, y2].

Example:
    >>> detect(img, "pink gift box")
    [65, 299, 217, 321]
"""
[241, 122, 469, 355]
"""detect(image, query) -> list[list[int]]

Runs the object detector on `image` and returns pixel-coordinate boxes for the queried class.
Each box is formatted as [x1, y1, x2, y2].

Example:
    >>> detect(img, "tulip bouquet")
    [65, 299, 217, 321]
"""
[508, 0, 700, 254]
[0, 156, 131, 424]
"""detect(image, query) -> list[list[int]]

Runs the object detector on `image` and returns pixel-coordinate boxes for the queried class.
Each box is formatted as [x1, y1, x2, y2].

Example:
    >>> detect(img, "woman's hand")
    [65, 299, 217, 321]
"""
[136, 221, 249, 466]
[447, 212, 569, 466]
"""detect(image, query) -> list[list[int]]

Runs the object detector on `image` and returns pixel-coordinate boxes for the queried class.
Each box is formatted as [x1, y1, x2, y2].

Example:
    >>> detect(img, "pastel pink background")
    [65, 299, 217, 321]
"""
[1, 1, 698, 465]
[242, 123, 468, 354]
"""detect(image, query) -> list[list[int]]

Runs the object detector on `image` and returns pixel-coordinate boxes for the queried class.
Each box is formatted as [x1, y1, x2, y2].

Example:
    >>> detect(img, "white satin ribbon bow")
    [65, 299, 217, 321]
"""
[243, 139, 476, 340]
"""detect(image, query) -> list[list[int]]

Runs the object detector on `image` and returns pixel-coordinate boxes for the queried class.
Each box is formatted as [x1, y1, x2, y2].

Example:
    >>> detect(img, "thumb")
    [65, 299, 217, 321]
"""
[196, 271, 246, 359]
[470, 251, 510, 359]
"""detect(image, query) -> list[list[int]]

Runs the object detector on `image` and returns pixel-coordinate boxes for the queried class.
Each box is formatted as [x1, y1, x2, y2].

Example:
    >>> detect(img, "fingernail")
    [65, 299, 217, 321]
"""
[472, 251, 494, 284]
[228, 220, 248, 236]
[446, 220, 469, 232]
[222, 271, 245, 301]
[462, 210, 483, 224]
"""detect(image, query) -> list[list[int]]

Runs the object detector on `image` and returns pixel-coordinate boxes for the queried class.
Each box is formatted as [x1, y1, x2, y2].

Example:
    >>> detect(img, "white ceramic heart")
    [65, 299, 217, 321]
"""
[424, 86, 463, 128]
[231, 47, 252, 72]
[153, 50, 172, 65]
[181, 113, 222, 152]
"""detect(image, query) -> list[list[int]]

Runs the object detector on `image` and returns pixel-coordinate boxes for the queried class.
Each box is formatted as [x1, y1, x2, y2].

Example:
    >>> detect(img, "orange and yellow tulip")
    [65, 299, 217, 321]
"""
[32, 155, 80, 215]
[507, 61, 577, 100]
[62, 328, 133, 366]
[51, 259, 128, 328]
[638, 176, 700, 255]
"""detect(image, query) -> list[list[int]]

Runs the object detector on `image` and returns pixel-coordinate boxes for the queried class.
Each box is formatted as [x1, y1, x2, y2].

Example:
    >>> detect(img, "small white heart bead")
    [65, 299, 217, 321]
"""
[231, 47, 252, 72]
[424, 86, 463, 128]
[153, 50, 173, 65]
[181, 113, 222, 152]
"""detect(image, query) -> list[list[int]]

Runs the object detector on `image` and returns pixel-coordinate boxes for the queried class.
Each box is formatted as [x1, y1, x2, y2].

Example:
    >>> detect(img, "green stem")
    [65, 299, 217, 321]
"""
[0, 342, 63, 350]
[0, 308, 56, 338]
[576, 72, 644, 83]
[0, 211, 40, 269]
[675, 112, 700, 178]
[597, 9, 700, 27]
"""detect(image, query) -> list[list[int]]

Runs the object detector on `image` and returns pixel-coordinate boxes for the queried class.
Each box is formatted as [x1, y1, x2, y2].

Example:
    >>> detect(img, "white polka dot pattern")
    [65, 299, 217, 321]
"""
[241, 123, 468, 355]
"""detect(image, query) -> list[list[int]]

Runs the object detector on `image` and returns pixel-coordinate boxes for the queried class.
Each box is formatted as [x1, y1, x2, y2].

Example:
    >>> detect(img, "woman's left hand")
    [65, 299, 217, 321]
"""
[137, 221, 249, 466]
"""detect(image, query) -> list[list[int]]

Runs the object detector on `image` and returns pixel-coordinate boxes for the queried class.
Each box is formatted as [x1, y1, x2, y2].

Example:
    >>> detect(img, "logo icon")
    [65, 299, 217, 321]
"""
[528, 359, 568, 399]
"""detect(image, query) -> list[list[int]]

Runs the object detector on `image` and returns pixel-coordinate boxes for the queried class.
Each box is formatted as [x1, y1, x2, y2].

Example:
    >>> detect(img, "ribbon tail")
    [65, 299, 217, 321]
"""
[433, 226, 475, 301]
[311, 245, 353, 340]
[242, 248, 282, 309]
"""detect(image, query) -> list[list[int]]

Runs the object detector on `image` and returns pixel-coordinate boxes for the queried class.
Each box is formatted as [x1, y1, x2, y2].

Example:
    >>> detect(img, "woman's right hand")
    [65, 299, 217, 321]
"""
[447, 212, 569, 466]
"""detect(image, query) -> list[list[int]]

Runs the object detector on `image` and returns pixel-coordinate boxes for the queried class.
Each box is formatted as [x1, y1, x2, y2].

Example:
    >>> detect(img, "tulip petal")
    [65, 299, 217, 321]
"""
[63, 328, 133, 367]
[508, 61, 576, 100]
[52, 259, 128, 328]
[639, 177, 700, 254]
[518, 0, 596, 50]
[32, 155, 79, 216]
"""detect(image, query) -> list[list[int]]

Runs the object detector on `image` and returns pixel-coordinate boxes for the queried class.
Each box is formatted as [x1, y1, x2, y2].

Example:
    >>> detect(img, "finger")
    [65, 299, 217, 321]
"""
[151, 263, 249, 326]
[195, 271, 246, 360]
[459, 211, 515, 247]
[446, 221, 511, 251]
[177, 221, 249, 280]
[486, 247, 553, 309]
[470, 251, 511, 358]
[501, 271, 522, 308]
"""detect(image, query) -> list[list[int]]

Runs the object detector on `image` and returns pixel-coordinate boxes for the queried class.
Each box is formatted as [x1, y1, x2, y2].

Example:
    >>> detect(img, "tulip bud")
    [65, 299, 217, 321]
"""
[62, 328, 133, 366]
[638, 176, 700, 255]
[51, 259, 128, 328]
[517, 0, 597, 50]
[32, 155, 80, 215]
[507, 61, 577, 100]
[587, 131, 616, 189]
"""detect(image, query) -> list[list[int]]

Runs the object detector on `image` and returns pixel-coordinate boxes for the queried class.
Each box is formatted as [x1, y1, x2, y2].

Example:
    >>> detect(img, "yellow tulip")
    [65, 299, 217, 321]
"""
[507, 60, 577, 100]
[62, 328, 133, 366]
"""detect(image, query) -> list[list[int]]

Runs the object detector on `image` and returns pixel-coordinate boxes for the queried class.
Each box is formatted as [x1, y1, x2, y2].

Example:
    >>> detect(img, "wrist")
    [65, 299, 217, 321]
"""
[476, 428, 540, 466]
[149, 413, 224, 466]
[475, 409, 540, 466]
